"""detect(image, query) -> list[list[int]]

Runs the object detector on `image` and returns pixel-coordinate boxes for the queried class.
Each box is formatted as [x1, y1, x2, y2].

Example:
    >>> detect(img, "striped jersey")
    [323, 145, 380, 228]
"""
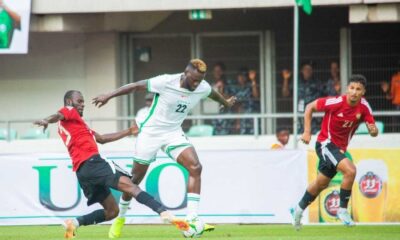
[316, 95, 375, 151]
[140, 73, 212, 135]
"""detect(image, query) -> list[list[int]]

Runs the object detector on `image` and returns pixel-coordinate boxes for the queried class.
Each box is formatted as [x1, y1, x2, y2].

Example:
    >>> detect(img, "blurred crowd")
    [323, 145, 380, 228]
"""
[209, 60, 400, 135]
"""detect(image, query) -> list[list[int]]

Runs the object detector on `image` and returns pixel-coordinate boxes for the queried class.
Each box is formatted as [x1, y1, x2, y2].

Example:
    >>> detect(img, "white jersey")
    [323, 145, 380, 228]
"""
[135, 106, 150, 125]
[139, 73, 212, 135]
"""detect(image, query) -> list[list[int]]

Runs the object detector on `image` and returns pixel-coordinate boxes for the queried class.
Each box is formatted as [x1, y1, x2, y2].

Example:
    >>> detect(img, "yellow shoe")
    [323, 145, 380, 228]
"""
[108, 217, 125, 239]
[63, 219, 76, 239]
[204, 223, 215, 232]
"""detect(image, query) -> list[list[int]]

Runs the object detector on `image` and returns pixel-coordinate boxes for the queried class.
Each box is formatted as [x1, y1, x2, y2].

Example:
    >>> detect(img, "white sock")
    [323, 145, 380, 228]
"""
[187, 193, 200, 219]
[72, 218, 80, 227]
[338, 207, 347, 213]
[118, 198, 131, 218]
[297, 204, 304, 213]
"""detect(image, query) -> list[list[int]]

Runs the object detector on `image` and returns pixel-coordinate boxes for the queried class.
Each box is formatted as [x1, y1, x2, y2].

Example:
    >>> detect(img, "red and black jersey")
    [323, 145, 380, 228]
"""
[58, 106, 99, 171]
[316, 95, 375, 151]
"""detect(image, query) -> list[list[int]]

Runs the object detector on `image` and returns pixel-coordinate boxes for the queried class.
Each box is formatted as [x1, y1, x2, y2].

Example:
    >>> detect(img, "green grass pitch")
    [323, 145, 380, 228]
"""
[0, 224, 399, 240]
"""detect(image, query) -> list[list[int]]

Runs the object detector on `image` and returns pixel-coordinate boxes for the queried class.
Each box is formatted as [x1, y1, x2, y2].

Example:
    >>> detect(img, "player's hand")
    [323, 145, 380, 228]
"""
[366, 123, 378, 137]
[300, 132, 311, 144]
[225, 96, 237, 108]
[282, 69, 292, 80]
[92, 94, 110, 108]
[33, 119, 49, 133]
[129, 121, 139, 136]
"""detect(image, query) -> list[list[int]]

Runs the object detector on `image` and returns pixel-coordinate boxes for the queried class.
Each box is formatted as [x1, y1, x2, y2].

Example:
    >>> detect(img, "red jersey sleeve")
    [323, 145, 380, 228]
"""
[316, 96, 343, 112]
[58, 106, 80, 121]
[361, 98, 375, 124]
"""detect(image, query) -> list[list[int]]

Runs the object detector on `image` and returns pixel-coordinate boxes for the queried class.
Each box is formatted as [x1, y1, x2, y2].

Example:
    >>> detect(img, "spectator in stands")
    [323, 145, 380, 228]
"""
[135, 93, 154, 126]
[212, 62, 227, 95]
[227, 68, 259, 134]
[281, 61, 324, 134]
[390, 62, 400, 131]
[390, 62, 400, 111]
[271, 127, 290, 150]
[376, 81, 392, 110]
[325, 61, 341, 96]
[211, 62, 232, 135]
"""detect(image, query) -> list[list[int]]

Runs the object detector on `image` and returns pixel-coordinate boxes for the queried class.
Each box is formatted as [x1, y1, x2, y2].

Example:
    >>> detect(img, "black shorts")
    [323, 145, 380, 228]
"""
[315, 141, 347, 179]
[76, 154, 131, 206]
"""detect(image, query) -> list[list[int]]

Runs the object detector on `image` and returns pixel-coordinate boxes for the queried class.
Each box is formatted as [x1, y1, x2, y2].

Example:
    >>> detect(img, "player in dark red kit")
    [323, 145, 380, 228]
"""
[291, 75, 378, 230]
[34, 90, 188, 239]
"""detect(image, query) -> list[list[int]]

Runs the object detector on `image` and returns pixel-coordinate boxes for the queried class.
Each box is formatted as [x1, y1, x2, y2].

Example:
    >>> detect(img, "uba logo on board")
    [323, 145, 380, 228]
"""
[33, 160, 189, 211]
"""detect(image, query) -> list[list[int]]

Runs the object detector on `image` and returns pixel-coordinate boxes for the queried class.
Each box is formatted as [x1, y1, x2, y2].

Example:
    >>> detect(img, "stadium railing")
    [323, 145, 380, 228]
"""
[1, 111, 399, 141]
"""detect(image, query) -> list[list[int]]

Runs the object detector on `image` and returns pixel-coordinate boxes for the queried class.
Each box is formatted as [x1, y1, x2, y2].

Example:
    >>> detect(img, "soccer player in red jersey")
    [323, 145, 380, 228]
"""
[291, 75, 378, 230]
[34, 90, 188, 239]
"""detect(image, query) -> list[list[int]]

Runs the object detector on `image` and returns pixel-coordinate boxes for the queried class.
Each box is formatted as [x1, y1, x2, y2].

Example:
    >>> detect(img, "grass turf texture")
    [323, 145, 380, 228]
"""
[0, 224, 399, 240]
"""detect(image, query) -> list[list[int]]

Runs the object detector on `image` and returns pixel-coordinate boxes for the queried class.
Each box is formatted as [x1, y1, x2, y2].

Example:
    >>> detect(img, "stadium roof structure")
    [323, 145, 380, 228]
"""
[32, 0, 400, 14]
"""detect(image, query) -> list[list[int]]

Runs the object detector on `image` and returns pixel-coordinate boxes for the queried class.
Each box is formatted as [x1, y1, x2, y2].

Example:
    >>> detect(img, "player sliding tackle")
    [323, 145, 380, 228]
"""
[34, 90, 189, 239]
[291, 75, 378, 230]
[93, 59, 237, 238]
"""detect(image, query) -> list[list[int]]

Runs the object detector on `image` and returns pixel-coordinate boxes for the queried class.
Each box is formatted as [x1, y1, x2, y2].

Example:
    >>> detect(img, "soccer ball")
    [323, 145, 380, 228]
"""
[182, 217, 205, 238]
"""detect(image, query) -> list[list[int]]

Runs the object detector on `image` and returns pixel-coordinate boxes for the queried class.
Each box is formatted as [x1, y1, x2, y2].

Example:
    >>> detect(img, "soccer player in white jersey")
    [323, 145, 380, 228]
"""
[93, 59, 236, 238]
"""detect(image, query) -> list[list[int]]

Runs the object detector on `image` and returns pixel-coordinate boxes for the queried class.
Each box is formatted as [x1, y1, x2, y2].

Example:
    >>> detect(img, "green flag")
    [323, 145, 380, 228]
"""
[295, 0, 312, 15]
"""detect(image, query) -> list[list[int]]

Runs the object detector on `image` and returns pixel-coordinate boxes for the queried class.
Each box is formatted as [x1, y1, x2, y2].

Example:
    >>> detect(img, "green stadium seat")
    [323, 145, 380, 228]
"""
[0, 128, 17, 141]
[187, 124, 214, 137]
[355, 121, 384, 134]
[20, 128, 50, 139]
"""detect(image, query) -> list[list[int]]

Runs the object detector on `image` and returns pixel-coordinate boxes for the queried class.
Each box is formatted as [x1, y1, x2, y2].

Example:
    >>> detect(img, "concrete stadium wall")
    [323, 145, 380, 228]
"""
[0, 33, 120, 136]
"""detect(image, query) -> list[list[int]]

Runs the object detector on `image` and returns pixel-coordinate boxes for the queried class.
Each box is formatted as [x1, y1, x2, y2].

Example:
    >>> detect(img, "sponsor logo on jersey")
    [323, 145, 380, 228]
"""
[337, 113, 343, 117]
[324, 190, 340, 217]
[359, 171, 382, 198]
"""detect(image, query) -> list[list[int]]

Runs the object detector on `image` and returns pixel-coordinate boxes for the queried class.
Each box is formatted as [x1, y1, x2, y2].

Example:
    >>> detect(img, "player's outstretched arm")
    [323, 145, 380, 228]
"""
[366, 123, 378, 137]
[33, 112, 65, 132]
[208, 89, 237, 110]
[301, 100, 318, 144]
[95, 121, 139, 144]
[92, 80, 148, 108]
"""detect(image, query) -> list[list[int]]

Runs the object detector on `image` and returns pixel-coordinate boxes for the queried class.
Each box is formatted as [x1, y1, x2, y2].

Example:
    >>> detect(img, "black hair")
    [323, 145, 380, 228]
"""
[301, 60, 314, 68]
[238, 67, 249, 76]
[213, 62, 226, 71]
[64, 90, 81, 105]
[349, 74, 367, 88]
[276, 127, 290, 135]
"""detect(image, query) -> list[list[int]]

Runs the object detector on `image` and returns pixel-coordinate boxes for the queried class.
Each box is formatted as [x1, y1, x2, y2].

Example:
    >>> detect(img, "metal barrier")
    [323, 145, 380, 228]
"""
[1, 111, 400, 142]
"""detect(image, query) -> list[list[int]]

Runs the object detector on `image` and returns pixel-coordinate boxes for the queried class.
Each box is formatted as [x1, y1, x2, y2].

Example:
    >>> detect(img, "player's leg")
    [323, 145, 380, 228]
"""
[117, 163, 149, 219]
[164, 130, 214, 232]
[175, 147, 214, 232]
[336, 158, 356, 226]
[116, 175, 189, 229]
[63, 185, 118, 238]
[63, 156, 117, 238]
[110, 163, 149, 238]
[110, 132, 159, 238]
[291, 172, 332, 231]
[291, 142, 337, 230]
[176, 147, 202, 219]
